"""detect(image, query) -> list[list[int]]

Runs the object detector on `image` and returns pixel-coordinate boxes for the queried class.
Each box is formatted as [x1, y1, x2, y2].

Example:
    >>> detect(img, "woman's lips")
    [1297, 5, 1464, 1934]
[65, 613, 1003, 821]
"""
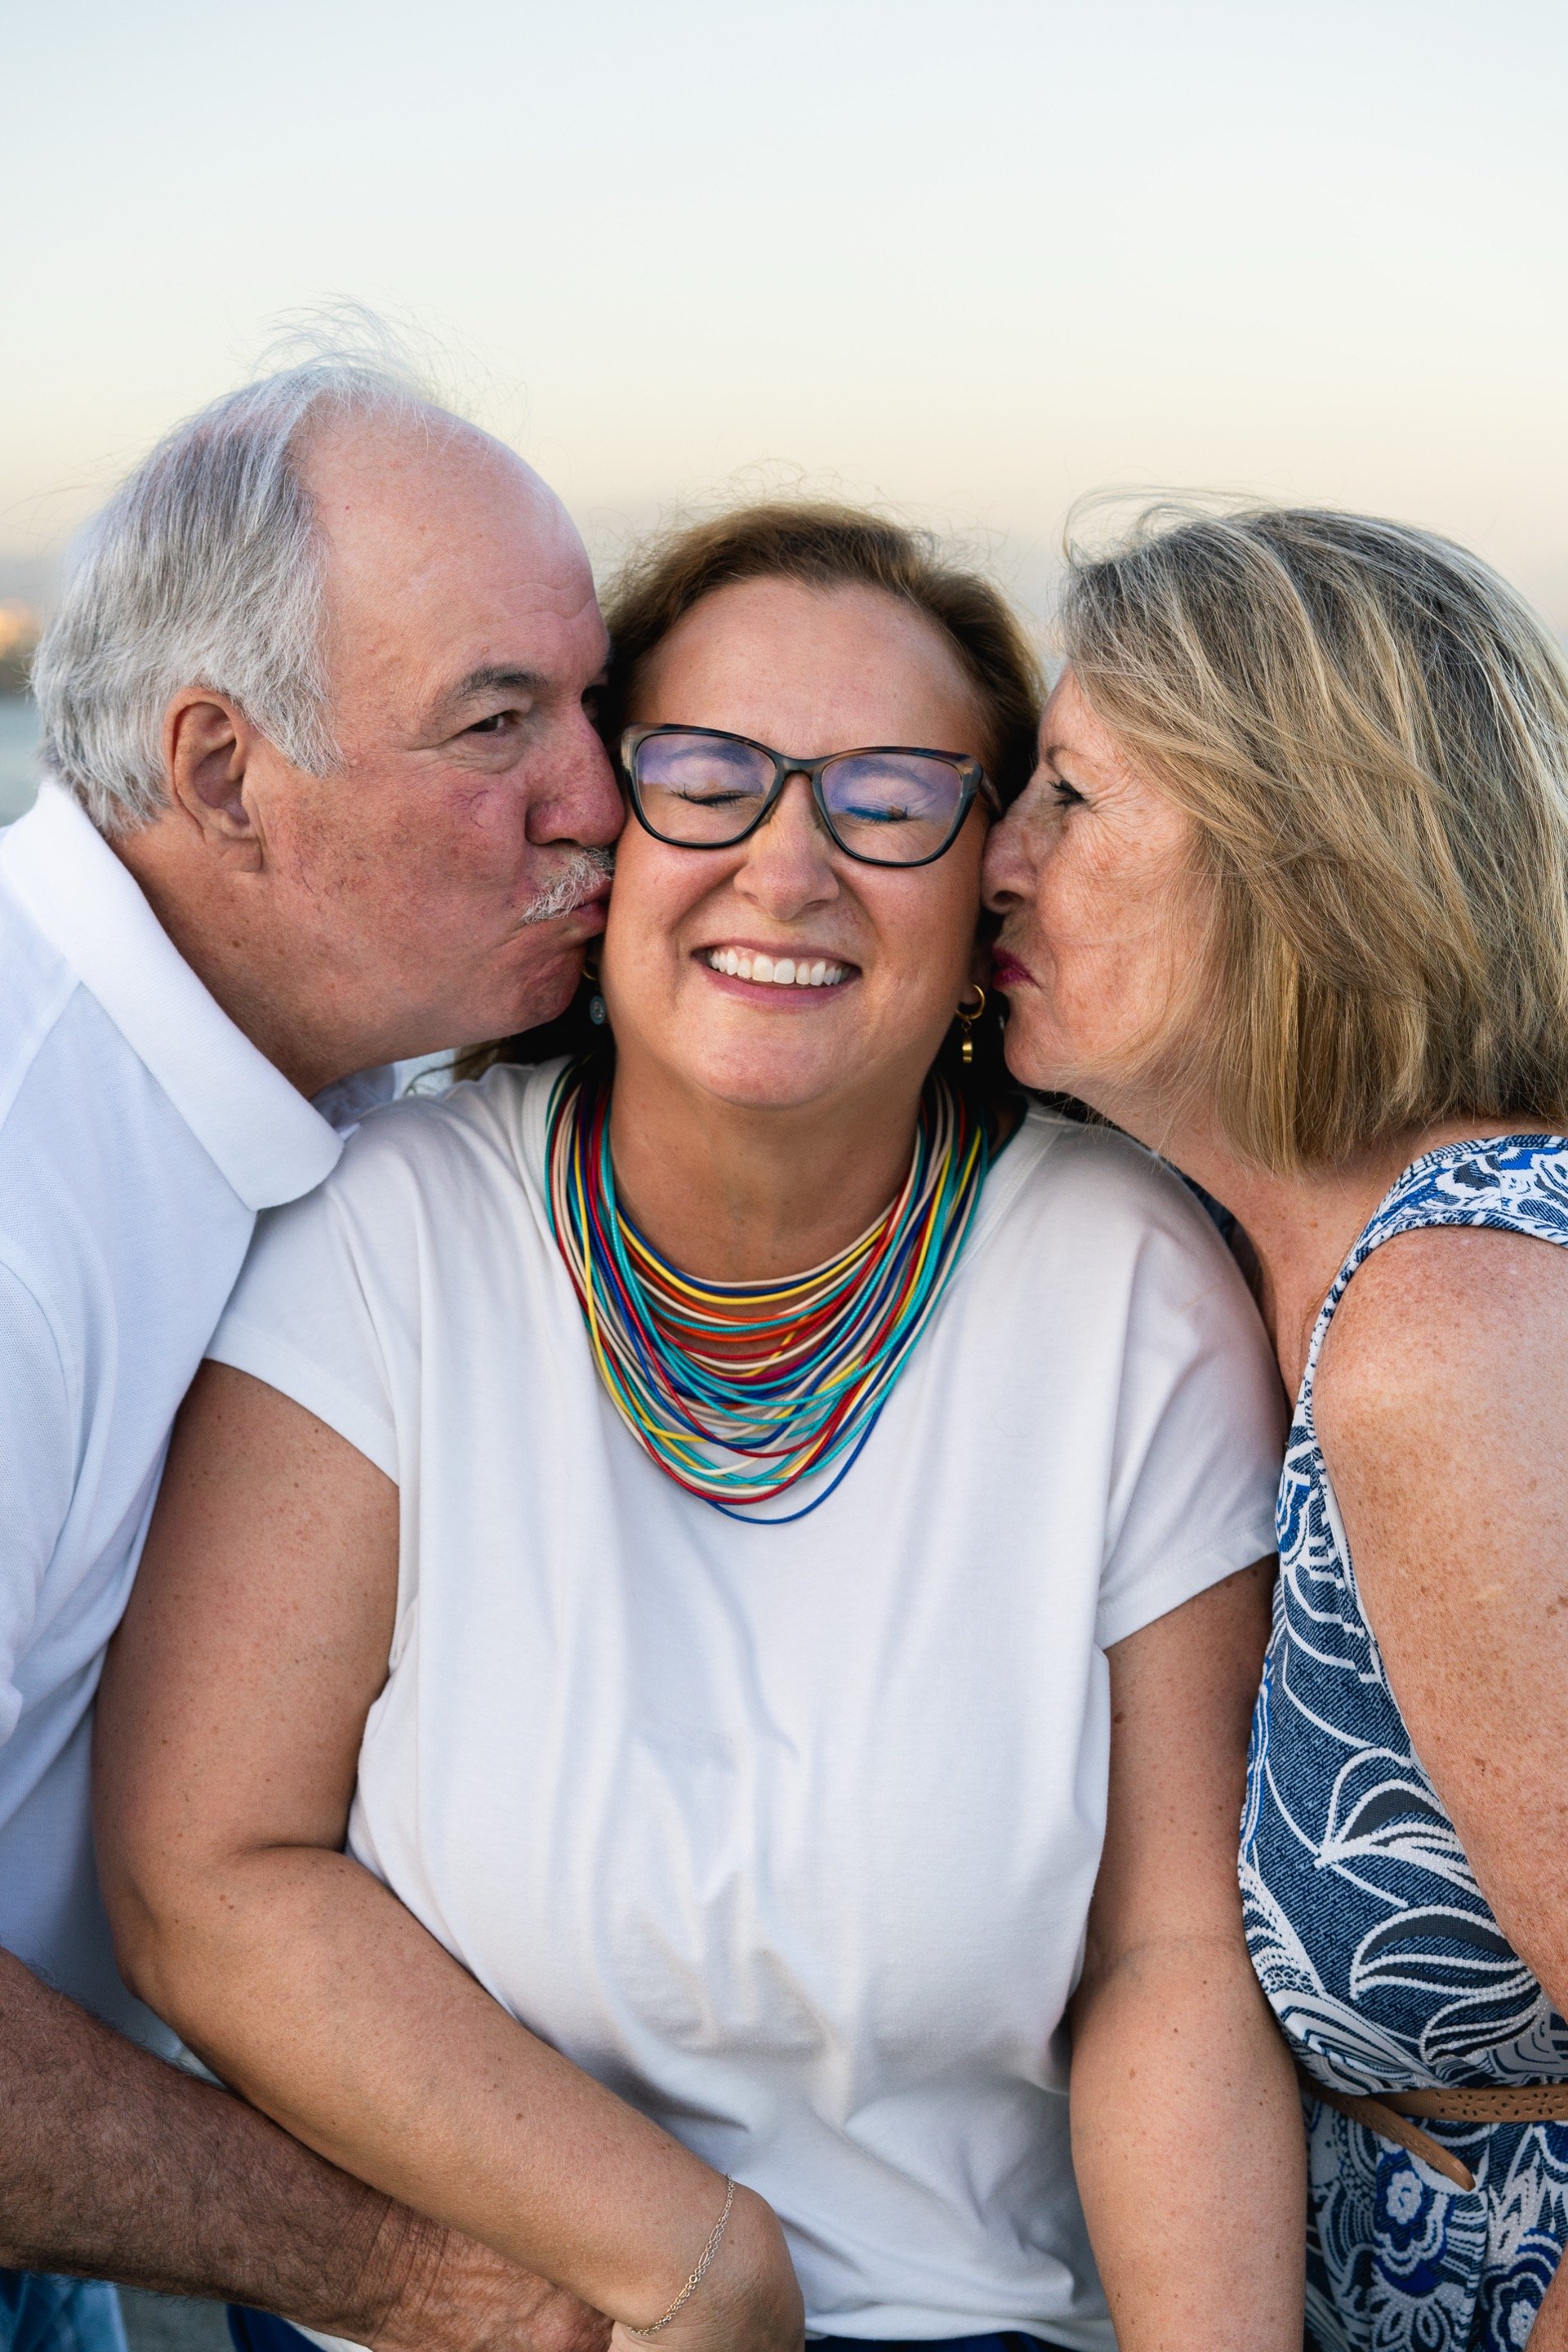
[990, 948, 1034, 987]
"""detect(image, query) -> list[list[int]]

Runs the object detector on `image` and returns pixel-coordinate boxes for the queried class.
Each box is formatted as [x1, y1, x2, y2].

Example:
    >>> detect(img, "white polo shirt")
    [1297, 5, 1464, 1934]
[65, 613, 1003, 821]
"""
[0, 780, 378, 2047]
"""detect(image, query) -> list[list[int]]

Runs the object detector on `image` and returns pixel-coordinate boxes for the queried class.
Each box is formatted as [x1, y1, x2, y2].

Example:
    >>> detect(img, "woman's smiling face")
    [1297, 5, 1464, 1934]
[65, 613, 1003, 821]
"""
[601, 576, 991, 1116]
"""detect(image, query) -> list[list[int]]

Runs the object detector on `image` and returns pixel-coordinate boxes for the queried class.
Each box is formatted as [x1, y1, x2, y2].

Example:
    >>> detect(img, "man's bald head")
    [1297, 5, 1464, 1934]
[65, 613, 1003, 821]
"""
[301, 410, 596, 770]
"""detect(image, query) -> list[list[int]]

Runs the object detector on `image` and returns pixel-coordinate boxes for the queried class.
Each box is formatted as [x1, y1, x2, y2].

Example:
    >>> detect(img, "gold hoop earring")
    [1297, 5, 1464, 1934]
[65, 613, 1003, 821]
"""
[956, 983, 987, 1066]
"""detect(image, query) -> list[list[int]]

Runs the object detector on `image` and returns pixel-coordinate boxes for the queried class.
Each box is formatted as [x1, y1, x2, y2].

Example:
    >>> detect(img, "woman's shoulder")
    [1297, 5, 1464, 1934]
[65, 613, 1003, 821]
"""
[1317, 1130, 1568, 1417]
[990, 1104, 1241, 1268]
[228, 1063, 561, 1362]
[307, 1059, 559, 1208]
[1366, 1129, 1568, 1250]
[1321, 1196, 1568, 1448]
[240, 1065, 559, 1300]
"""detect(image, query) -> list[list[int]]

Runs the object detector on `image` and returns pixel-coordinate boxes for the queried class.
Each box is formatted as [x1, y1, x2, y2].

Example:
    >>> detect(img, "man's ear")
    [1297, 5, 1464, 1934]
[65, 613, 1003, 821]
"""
[163, 692, 265, 858]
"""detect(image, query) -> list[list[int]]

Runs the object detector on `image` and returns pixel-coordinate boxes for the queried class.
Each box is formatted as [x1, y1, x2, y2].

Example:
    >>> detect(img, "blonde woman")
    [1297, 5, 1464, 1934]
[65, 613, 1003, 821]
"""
[983, 506, 1568, 2352]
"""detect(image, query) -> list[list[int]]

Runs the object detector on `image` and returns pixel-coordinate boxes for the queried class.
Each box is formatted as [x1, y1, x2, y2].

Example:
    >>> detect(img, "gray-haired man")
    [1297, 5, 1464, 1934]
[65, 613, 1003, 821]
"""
[0, 351, 621, 2350]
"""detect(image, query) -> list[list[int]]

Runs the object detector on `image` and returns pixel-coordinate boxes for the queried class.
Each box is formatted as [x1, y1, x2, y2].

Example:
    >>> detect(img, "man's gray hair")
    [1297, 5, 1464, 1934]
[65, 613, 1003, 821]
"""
[33, 330, 448, 833]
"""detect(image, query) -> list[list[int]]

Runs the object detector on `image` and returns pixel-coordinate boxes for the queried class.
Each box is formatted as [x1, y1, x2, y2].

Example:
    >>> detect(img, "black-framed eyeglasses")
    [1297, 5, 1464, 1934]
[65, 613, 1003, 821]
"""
[620, 724, 1000, 870]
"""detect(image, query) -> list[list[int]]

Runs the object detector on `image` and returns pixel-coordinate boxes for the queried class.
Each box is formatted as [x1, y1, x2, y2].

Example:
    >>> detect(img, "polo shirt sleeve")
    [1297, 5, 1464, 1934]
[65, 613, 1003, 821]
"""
[206, 1174, 401, 1486]
[1094, 1197, 1285, 1651]
[0, 1258, 74, 1748]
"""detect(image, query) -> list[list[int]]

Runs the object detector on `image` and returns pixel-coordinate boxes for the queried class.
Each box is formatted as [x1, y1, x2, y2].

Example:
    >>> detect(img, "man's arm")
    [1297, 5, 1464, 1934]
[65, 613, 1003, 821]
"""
[0, 1258, 604, 2348]
[0, 1944, 609, 2351]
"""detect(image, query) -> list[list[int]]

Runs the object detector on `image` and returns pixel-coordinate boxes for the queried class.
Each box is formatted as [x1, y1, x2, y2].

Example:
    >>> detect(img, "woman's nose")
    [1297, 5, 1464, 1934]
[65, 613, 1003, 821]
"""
[982, 800, 1033, 914]
[733, 775, 840, 914]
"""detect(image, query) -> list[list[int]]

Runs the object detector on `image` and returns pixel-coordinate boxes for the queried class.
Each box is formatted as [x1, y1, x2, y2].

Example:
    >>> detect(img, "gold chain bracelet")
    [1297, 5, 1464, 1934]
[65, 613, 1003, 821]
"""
[627, 2176, 737, 2338]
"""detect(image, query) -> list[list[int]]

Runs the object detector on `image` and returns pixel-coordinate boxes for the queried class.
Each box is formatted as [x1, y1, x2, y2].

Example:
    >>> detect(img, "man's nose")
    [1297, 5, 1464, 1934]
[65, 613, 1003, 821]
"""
[535, 717, 625, 850]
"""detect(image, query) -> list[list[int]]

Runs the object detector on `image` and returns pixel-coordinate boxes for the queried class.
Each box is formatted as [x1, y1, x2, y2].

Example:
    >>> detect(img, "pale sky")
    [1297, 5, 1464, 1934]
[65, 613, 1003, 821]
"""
[2, 0, 1566, 627]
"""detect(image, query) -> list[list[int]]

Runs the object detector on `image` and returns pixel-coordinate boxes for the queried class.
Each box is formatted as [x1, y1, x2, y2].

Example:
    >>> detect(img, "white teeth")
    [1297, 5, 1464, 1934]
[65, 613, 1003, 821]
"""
[705, 948, 849, 988]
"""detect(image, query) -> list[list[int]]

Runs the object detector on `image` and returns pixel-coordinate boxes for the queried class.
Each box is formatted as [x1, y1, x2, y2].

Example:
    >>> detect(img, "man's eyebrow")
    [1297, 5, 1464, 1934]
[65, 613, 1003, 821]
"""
[441, 663, 549, 709]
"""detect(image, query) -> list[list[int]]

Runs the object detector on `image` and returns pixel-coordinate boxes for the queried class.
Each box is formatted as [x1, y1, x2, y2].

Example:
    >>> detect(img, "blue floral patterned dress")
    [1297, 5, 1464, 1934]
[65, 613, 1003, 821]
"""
[1241, 1137, 1568, 2352]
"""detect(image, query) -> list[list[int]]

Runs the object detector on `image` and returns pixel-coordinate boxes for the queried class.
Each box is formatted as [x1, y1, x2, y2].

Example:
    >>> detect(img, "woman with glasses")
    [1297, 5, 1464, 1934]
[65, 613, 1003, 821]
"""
[96, 506, 1299, 2352]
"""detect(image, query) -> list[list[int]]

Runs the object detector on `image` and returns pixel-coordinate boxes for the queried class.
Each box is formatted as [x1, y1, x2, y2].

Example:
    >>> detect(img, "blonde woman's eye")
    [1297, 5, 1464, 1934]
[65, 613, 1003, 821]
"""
[1050, 777, 1085, 807]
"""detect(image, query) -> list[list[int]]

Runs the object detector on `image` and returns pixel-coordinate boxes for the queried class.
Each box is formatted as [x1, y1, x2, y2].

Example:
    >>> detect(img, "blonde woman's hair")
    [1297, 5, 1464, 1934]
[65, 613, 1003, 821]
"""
[1060, 506, 1568, 1170]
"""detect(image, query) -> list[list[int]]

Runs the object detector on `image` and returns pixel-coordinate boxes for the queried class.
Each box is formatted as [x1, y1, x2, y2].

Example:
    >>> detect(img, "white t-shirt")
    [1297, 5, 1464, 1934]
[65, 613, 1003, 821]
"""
[210, 1062, 1283, 2350]
[0, 782, 383, 2045]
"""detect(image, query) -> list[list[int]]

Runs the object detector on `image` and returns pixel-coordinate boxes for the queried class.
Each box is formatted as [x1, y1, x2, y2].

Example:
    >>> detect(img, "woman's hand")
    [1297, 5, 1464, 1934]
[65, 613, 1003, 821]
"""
[609, 2186, 803, 2352]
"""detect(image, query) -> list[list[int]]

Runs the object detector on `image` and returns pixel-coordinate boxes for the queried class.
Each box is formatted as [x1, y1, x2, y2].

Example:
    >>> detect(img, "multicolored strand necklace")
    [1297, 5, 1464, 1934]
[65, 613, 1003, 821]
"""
[545, 1060, 991, 1522]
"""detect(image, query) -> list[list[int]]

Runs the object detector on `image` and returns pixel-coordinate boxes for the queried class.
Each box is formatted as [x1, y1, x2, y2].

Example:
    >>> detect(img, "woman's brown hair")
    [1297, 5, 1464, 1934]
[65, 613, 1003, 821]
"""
[1061, 505, 1568, 1170]
[464, 499, 1043, 1083]
[598, 499, 1041, 796]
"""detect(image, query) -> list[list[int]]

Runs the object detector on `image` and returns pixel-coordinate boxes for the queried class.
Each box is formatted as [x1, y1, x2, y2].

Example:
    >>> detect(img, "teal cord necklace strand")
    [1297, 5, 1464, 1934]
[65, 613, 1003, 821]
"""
[545, 1061, 991, 1522]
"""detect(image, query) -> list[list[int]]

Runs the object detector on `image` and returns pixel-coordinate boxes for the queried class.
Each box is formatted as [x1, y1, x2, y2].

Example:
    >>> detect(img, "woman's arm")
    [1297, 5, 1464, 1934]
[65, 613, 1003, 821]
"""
[1316, 1224, 1568, 2345]
[1069, 1559, 1305, 2350]
[95, 1364, 801, 2352]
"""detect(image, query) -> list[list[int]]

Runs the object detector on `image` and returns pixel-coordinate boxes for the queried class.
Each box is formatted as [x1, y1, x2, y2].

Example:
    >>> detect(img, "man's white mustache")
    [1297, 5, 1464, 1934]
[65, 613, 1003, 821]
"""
[518, 846, 617, 926]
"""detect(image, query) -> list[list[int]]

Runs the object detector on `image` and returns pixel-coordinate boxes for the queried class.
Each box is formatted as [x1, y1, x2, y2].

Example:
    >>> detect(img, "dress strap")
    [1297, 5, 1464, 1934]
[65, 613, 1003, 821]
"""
[1295, 1132, 1568, 1423]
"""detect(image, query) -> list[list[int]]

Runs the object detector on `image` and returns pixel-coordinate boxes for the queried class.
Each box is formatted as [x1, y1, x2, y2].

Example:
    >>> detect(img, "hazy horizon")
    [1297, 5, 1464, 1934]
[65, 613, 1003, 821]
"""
[3, 0, 1566, 632]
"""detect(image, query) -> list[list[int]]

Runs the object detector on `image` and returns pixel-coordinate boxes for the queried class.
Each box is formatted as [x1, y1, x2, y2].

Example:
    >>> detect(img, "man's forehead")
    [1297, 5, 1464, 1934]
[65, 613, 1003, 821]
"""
[305, 412, 602, 689]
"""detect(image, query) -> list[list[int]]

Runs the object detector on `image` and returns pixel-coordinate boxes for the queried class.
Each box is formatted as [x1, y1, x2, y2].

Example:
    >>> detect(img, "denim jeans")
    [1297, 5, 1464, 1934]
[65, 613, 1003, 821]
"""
[814, 2339, 1060, 2350]
[0, 2273, 127, 2352]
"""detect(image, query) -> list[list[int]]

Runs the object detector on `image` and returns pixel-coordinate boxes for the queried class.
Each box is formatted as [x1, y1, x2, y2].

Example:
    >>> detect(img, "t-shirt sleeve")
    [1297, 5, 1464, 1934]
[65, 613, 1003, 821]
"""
[0, 1257, 75, 1748]
[1095, 1193, 1285, 1650]
[206, 1176, 401, 1484]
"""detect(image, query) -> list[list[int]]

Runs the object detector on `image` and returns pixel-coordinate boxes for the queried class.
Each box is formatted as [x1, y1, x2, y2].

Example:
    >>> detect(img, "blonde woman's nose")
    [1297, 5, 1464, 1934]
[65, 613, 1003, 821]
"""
[982, 797, 1036, 913]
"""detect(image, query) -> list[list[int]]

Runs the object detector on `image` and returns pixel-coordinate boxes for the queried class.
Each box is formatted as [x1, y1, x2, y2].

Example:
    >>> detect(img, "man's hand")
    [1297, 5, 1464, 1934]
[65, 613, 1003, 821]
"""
[0, 1947, 591, 2345]
[376, 2222, 610, 2352]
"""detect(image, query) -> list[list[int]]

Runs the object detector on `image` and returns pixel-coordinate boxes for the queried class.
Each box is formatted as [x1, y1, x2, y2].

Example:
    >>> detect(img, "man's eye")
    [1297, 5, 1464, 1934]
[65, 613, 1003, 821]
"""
[466, 712, 513, 737]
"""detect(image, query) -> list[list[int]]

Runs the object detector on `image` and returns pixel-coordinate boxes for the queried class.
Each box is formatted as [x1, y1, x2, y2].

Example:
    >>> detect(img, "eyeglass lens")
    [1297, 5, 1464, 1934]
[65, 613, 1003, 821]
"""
[631, 733, 969, 865]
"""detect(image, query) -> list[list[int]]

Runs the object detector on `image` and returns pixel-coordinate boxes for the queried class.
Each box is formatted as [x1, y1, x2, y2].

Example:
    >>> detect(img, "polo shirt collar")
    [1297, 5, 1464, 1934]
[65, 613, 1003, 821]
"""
[0, 782, 343, 1210]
